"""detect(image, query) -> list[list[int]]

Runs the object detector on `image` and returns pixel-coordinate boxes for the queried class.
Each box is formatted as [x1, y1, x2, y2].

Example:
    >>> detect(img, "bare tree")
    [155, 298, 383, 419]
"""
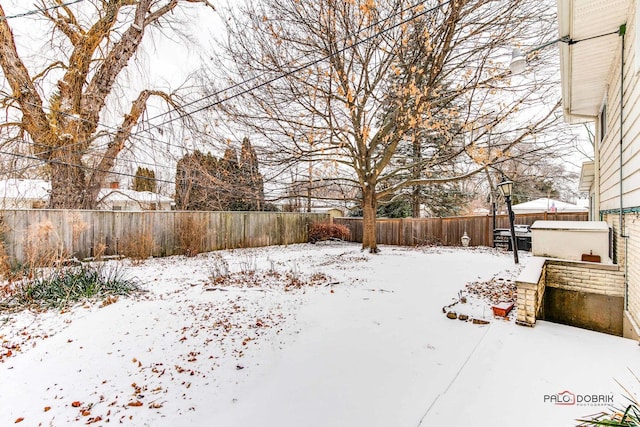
[0, 0, 215, 208]
[206, 0, 575, 252]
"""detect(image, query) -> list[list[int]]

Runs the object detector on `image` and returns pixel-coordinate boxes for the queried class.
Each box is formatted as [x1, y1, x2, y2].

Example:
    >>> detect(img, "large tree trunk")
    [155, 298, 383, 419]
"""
[362, 186, 379, 253]
[0, 2, 214, 209]
[49, 163, 90, 209]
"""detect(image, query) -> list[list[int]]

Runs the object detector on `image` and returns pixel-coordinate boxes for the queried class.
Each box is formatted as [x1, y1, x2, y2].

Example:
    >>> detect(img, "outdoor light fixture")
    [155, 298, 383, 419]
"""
[497, 179, 513, 199]
[497, 178, 519, 264]
[509, 48, 526, 75]
[509, 31, 620, 75]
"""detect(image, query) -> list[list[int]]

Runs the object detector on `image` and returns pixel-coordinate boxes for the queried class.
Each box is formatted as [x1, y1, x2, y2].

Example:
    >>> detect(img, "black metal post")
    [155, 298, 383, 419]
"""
[505, 195, 519, 264]
[492, 201, 496, 231]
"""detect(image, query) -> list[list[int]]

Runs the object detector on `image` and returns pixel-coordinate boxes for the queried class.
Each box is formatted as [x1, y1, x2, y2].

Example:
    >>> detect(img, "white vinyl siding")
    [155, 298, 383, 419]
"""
[622, 7, 640, 209]
[599, 7, 640, 211]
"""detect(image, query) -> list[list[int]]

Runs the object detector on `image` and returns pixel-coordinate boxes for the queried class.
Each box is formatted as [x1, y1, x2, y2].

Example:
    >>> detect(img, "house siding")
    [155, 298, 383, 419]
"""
[593, 2, 640, 333]
[600, 2, 640, 211]
[602, 212, 640, 332]
[560, 0, 640, 337]
[626, 221, 640, 323]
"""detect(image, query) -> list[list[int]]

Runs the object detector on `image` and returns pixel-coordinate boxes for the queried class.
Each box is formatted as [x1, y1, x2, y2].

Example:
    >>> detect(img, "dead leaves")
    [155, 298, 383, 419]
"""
[100, 295, 119, 308]
[465, 275, 516, 305]
[2, 249, 326, 425]
[1, 328, 48, 362]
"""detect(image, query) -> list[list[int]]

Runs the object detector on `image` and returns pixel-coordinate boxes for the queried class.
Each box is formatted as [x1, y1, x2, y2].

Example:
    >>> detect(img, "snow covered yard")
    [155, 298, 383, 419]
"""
[0, 242, 638, 427]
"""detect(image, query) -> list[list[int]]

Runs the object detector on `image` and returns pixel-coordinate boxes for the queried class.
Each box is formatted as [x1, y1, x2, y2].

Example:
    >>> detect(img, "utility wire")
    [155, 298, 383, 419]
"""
[1, 0, 451, 176]
[6, 0, 445, 150]
[0, 0, 85, 21]
[0, 149, 175, 185]
[138, 0, 453, 131]
[0, 148, 272, 201]
[0, 0, 454, 183]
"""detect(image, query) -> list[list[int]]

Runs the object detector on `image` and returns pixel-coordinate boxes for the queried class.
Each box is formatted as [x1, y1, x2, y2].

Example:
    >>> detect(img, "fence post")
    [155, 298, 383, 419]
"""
[485, 215, 491, 247]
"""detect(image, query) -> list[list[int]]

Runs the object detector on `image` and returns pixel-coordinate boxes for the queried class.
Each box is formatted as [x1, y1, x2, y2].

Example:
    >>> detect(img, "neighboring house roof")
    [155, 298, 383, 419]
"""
[512, 198, 588, 214]
[473, 208, 491, 215]
[558, 0, 631, 123]
[97, 188, 174, 205]
[0, 178, 50, 201]
[578, 161, 595, 192]
[0, 179, 173, 209]
[310, 206, 345, 213]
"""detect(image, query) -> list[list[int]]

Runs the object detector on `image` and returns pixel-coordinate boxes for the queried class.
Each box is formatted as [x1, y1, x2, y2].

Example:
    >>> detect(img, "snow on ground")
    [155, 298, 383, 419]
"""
[0, 242, 638, 427]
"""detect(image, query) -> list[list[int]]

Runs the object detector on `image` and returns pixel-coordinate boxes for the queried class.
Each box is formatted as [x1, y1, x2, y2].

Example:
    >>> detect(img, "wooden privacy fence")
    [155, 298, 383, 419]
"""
[0, 209, 328, 265]
[335, 212, 589, 247]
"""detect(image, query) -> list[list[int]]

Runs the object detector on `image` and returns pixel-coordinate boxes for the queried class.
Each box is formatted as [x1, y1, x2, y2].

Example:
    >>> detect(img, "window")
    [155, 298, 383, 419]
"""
[599, 103, 607, 143]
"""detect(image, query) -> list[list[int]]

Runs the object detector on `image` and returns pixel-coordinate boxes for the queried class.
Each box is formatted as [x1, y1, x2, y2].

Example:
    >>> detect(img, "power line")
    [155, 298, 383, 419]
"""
[2, 99, 198, 177]
[0, 0, 85, 21]
[0, 149, 177, 185]
[142, 0, 448, 125]
[2, 0, 452, 172]
[138, 0, 453, 132]
[34, 0, 449, 142]
[0, 148, 286, 203]
[0, 0, 454, 185]
[5, 0, 450, 149]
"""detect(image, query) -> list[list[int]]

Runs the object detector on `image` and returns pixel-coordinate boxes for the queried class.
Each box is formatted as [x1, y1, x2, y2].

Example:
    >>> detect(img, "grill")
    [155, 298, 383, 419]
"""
[493, 225, 532, 251]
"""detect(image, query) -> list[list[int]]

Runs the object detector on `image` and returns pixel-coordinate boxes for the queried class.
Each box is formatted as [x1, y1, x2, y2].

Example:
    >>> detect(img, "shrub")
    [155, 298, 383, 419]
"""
[119, 231, 155, 264]
[3, 264, 140, 311]
[308, 222, 351, 243]
[0, 241, 12, 281]
[577, 372, 640, 426]
[207, 253, 229, 283]
[23, 220, 66, 270]
[176, 216, 207, 257]
[577, 403, 640, 426]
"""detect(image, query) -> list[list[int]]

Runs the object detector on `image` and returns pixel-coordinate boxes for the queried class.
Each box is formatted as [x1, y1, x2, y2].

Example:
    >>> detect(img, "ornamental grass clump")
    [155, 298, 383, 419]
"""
[578, 404, 640, 426]
[578, 372, 640, 427]
[3, 264, 140, 311]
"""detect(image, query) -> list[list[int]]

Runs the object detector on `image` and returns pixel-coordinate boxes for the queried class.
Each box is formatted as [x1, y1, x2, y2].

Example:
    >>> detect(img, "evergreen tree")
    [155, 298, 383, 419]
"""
[175, 141, 266, 211]
[239, 137, 265, 210]
[175, 151, 220, 210]
[421, 183, 473, 217]
[133, 167, 156, 193]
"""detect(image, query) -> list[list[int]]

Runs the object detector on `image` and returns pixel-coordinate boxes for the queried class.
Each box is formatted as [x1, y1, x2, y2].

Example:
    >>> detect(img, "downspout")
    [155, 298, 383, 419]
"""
[618, 24, 629, 310]
[619, 24, 627, 238]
